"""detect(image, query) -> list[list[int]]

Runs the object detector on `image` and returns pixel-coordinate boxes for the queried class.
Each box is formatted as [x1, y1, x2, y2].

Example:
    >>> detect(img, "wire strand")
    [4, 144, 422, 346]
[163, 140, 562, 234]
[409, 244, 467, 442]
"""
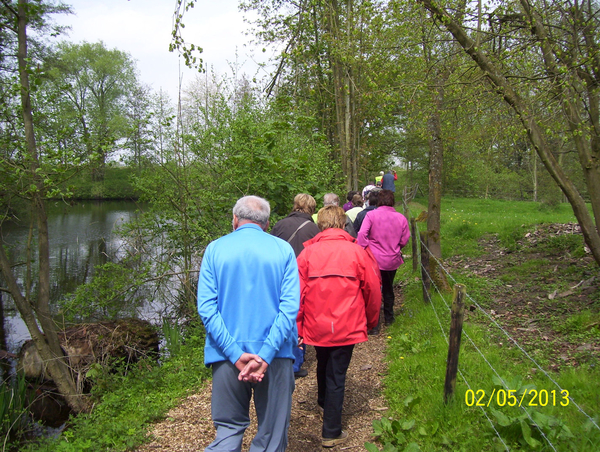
[417, 238, 600, 433]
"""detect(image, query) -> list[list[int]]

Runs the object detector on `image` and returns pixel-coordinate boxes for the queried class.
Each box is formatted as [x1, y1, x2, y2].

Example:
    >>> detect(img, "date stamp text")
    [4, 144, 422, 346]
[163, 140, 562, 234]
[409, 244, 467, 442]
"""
[465, 389, 570, 407]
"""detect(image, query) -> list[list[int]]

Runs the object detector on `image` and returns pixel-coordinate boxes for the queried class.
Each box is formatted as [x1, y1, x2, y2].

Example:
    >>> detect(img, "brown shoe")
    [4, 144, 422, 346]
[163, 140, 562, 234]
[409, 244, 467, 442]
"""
[322, 431, 348, 448]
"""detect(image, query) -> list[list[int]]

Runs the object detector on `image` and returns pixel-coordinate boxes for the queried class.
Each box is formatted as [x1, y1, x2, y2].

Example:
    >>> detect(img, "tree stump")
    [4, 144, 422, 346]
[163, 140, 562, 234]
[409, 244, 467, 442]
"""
[17, 318, 159, 426]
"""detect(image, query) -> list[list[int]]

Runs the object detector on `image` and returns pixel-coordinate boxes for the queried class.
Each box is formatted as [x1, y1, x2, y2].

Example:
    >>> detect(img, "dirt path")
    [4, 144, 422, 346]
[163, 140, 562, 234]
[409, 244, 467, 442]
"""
[137, 326, 389, 451]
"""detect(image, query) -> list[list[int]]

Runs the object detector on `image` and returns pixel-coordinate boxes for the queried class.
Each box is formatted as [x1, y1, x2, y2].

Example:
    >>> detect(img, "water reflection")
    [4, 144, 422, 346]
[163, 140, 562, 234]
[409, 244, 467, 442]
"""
[1, 201, 144, 353]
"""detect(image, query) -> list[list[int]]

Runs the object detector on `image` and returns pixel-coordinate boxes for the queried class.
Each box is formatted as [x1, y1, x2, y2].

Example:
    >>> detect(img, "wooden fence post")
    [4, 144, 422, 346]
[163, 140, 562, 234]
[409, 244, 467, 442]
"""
[444, 284, 466, 404]
[411, 218, 418, 273]
[419, 232, 430, 303]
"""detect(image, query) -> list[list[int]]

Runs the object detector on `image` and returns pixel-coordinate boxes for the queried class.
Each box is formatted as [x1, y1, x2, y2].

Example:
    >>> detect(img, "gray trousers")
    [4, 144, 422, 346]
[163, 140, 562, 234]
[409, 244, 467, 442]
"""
[206, 358, 295, 452]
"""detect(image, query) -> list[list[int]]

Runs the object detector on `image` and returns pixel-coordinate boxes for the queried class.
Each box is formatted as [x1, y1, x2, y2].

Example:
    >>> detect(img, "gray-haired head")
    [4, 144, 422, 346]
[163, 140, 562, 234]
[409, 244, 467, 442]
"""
[323, 193, 340, 207]
[233, 196, 270, 228]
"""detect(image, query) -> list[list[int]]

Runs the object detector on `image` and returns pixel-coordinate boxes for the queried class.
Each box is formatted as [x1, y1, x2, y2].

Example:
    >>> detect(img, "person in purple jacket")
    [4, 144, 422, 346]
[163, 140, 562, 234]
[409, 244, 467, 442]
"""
[357, 190, 410, 334]
[342, 191, 358, 212]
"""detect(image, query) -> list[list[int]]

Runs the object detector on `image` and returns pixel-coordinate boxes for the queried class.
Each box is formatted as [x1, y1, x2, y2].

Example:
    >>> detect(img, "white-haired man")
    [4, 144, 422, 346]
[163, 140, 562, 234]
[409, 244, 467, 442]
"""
[197, 195, 300, 451]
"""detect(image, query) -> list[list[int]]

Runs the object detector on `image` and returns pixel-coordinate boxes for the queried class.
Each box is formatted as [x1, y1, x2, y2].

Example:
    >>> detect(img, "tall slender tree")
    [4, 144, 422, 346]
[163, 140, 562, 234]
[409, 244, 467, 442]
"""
[0, 0, 89, 413]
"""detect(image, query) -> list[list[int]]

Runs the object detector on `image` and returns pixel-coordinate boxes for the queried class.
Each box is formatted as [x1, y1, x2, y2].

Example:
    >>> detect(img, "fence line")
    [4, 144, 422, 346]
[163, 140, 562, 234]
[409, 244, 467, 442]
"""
[417, 237, 600, 434]
[422, 264, 558, 452]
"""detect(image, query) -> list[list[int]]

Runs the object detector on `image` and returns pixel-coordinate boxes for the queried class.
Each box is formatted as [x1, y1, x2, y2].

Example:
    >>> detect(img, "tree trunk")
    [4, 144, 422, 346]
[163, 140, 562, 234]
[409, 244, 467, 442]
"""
[326, 0, 361, 191]
[11, 0, 90, 413]
[427, 90, 451, 293]
[427, 82, 444, 261]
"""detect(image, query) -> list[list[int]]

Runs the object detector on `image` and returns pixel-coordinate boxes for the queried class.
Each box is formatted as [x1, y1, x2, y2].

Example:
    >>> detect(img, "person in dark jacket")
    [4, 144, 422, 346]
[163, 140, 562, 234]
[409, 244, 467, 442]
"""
[271, 193, 320, 378]
[271, 193, 321, 257]
[354, 189, 380, 234]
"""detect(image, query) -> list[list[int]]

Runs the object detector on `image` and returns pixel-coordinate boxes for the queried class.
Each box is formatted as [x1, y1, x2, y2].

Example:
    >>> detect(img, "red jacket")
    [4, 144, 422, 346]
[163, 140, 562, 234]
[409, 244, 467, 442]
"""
[296, 228, 382, 347]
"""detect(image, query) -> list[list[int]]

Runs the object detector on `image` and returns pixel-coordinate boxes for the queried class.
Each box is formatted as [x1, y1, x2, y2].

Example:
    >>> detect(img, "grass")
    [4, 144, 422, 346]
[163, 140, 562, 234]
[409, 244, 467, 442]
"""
[367, 197, 600, 451]
[407, 197, 583, 258]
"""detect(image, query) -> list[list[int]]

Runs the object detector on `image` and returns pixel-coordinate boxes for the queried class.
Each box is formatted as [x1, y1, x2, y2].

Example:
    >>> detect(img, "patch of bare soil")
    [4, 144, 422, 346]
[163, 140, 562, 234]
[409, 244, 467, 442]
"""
[444, 223, 600, 371]
[137, 316, 392, 451]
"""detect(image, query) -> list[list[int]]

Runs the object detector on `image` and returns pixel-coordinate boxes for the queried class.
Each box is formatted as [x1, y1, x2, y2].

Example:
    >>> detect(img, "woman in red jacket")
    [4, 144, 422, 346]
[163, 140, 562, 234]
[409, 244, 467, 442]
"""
[296, 205, 381, 447]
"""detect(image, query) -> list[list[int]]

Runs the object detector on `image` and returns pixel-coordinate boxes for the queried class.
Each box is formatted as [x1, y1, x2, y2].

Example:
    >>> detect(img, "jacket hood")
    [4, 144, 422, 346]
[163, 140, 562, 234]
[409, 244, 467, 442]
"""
[303, 228, 356, 248]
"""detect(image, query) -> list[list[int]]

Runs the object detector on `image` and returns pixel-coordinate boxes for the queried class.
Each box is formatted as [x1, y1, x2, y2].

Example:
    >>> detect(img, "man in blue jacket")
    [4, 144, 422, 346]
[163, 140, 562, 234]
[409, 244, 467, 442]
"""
[197, 195, 300, 452]
[382, 170, 396, 192]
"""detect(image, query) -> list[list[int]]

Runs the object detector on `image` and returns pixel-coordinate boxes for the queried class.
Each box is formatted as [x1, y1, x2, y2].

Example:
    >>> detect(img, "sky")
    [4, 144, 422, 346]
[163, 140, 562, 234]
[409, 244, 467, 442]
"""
[51, 0, 274, 101]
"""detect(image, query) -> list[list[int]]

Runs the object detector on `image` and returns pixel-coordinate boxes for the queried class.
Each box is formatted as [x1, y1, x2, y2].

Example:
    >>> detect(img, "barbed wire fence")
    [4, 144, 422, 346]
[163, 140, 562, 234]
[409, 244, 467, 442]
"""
[400, 197, 599, 450]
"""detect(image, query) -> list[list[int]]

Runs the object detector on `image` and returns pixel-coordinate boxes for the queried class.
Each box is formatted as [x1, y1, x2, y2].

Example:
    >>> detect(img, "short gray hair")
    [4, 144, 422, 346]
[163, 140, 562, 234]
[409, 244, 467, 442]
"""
[233, 196, 270, 227]
[323, 193, 339, 206]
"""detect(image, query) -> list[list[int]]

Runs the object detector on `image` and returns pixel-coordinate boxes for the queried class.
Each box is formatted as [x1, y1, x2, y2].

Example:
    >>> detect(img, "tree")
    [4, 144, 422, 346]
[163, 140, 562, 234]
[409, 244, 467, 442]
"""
[419, 0, 600, 267]
[43, 41, 137, 181]
[241, 0, 404, 190]
[128, 73, 341, 317]
[123, 83, 154, 170]
[0, 0, 89, 413]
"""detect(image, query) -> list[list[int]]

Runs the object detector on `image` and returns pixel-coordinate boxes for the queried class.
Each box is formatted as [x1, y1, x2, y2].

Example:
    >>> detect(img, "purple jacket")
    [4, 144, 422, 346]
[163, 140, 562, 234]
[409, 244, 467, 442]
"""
[357, 206, 410, 271]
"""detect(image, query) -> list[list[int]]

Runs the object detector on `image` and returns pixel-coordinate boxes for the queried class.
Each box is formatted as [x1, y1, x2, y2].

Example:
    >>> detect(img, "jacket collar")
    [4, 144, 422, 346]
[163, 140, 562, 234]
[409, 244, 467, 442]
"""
[235, 223, 263, 232]
[303, 228, 355, 247]
[288, 211, 313, 221]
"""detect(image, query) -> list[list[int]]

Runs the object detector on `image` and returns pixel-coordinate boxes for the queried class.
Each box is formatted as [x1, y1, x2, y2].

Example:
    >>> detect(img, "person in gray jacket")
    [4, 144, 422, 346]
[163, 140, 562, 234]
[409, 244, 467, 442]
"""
[314, 193, 356, 238]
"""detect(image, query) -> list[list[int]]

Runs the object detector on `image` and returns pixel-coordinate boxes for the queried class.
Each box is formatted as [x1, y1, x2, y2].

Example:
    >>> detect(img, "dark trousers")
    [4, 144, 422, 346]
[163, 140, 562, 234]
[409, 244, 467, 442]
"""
[381, 269, 397, 324]
[315, 344, 355, 438]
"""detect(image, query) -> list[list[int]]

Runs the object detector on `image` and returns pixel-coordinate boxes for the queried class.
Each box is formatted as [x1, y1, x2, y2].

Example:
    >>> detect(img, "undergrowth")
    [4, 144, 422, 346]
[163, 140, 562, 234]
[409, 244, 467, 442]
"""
[23, 323, 209, 452]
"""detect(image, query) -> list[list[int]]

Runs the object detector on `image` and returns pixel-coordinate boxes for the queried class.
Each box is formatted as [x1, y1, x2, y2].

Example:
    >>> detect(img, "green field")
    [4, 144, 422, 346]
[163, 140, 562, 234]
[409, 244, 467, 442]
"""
[367, 198, 600, 451]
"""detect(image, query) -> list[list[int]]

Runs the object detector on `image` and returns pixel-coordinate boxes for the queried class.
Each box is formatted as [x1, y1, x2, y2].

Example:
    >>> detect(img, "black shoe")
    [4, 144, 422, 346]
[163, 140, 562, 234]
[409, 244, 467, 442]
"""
[368, 327, 380, 335]
[294, 369, 308, 379]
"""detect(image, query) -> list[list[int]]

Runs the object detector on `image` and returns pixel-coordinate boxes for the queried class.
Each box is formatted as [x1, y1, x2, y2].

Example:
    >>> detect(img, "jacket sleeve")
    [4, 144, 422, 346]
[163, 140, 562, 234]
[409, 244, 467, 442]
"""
[399, 214, 411, 249]
[357, 212, 372, 248]
[296, 250, 308, 339]
[197, 244, 245, 365]
[257, 246, 300, 364]
[362, 246, 382, 330]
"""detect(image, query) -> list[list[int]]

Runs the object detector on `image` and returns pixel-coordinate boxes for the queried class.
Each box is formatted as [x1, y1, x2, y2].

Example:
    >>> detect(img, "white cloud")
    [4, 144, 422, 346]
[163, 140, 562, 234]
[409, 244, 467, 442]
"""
[52, 0, 274, 100]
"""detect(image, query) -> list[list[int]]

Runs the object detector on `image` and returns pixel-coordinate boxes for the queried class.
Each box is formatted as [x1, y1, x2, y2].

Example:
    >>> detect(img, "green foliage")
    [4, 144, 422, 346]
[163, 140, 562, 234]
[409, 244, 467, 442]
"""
[58, 167, 139, 200]
[161, 319, 184, 358]
[366, 416, 422, 451]
[0, 374, 28, 442]
[58, 259, 152, 322]
[41, 41, 139, 180]
[486, 376, 575, 449]
[28, 324, 209, 452]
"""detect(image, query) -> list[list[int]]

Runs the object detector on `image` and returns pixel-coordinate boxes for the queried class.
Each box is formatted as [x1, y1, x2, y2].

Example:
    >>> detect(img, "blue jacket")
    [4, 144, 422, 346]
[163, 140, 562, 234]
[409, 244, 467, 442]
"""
[382, 172, 395, 191]
[197, 223, 300, 366]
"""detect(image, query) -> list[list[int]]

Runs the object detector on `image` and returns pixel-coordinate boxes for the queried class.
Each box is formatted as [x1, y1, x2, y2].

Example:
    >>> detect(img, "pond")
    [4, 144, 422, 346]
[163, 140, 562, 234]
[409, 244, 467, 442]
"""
[1, 200, 152, 354]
